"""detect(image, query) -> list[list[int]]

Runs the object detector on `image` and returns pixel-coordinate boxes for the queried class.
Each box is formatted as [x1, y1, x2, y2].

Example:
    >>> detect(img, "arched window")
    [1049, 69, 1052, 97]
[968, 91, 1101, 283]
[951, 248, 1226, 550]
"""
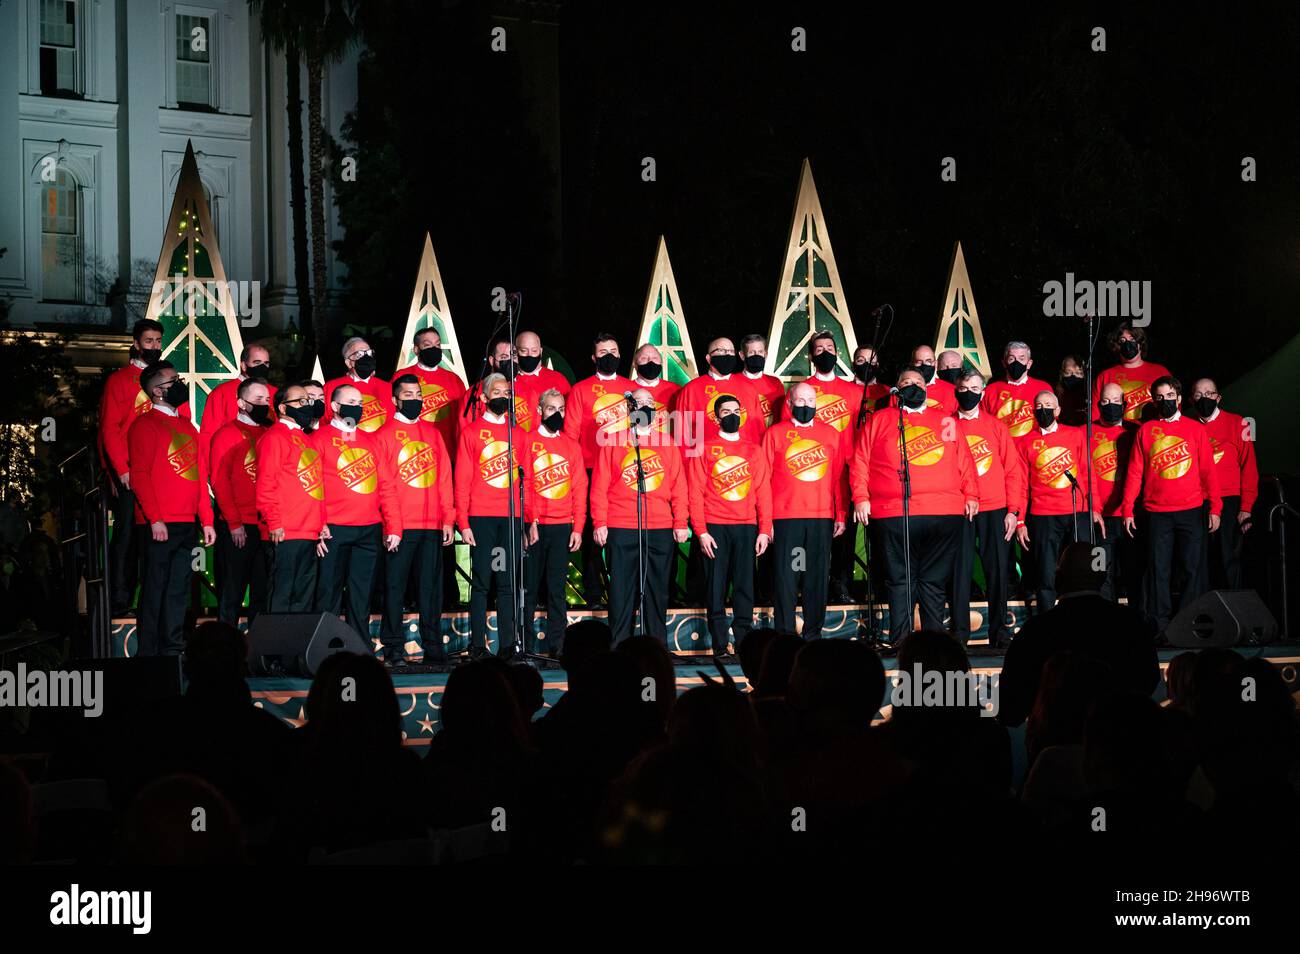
[41, 168, 81, 302]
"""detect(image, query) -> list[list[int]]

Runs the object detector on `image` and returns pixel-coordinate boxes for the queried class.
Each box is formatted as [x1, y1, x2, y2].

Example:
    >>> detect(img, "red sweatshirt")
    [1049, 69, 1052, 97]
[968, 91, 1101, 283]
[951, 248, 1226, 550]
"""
[1094, 361, 1172, 425]
[743, 372, 787, 428]
[322, 373, 391, 433]
[1089, 421, 1135, 518]
[127, 408, 214, 526]
[1123, 415, 1221, 517]
[255, 421, 326, 540]
[590, 433, 689, 531]
[311, 422, 402, 535]
[1199, 408, 1259, 512]
[1013, 424, 1091, 516]
[955, 411, 1023, 511]
[375, 416, 454, 531]
[850, 406, 978, 518]
[563, 374, 635, 468]
[98, 362, 191, 477]
[208, 418, 264, 529]
[524, 427, 588, 530]
[673, 374, 766, 452]
[198, 376, 277, 472]
[781, 374, 864, 457]
[392, 363, 466, 456]
[981, 375, 1054, 439]
[763, 420, 848, 522]
[688, 437, 773, 536]
[454, 415, 534, 526]
[514, 365, 572, 412]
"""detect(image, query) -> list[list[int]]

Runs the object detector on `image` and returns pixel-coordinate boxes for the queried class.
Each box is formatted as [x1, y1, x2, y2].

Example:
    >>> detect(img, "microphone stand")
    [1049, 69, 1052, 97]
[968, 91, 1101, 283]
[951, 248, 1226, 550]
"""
[1066, 471, 1080, 544]
[896, 397, 914, 637]
[629, 410, 649, 638]
[1083, 312, 1099, 545]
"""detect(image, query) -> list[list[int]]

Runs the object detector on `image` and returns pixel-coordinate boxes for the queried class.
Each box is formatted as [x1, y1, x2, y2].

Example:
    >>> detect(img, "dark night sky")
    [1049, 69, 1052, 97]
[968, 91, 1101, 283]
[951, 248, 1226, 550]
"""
[341, 3, 1300, 390]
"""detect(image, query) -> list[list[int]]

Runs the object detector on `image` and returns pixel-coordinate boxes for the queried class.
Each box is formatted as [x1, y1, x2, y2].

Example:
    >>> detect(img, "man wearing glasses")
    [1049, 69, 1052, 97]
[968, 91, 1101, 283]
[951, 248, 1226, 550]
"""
[1192, 378, 1258, 589]
[671, 336, 766, 455]
[323, 337, 390, 433]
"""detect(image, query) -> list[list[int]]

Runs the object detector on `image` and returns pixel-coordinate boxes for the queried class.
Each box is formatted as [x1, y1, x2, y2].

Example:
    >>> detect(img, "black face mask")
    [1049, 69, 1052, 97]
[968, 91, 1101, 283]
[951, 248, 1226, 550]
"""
[495, 359, 516, 379]
[1154, 397, 1179, 419]
[353, 355, 377, 379]
[956, 390, 982, 412]
[1194, 396, 1218, 419]
[139, 347, 162, 366]
[309, 400, 325, 420]
[1119, 339, 1140, 360]
[1099, 403, 1124, 425]
[1061, 375, 1084, 391]
[811, 351, 838, 374]
[637, 362, 662, 381]
[718, 413, 742, 434]
[399, 399, 424, 421]
[518, 354, 542, 374]
[914, 363, 936, 383]
[709, 354, 738, 376]
[542, 411, 564, 433]
[595, 353, 619, 376]
[418, 346, 442, 368]
[1006, 359, 1028, 380]
[791, 404, 817, 425]
[744, 354, 766, 374]
[1034, 408, 1057, 429]
[247, 404, 272, 426]
[898, 384, 926, 410]
[487, 396, 511, 416]
[936, 367, 961, 385]
[246, 363, 271, 381]
[337, 404, 364, 425]
[285, 404, 316, 428]
[162, 380, 188, 408]
[854, 362, 877, 384]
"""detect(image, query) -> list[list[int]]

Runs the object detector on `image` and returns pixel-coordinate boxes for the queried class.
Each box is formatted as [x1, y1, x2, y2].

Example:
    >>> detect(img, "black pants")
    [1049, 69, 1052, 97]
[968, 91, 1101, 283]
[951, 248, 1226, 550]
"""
[1208, 495, 1243, 589]
[317, 522, 381, 640]
[215, 522, 270, 625]
[107, 475, 141, 609]
[772, 518, 832, 639]
[382, 528, 444, 661]
[579, 470, 607, 604]
[703, 523, 757, 653]
[950, 507, 1009, 643]
[607, 527, 674, 643]
[525, 523, 573, 654]
[1027, 512, 1092, 613]
[469, 515, 524, 651]
[1146, 506, 1207, 634]
[137, 521, 195, 657]
[268, 539, 318, 613]
[872, 514, 962, 641]
[829, 526, 855, 599]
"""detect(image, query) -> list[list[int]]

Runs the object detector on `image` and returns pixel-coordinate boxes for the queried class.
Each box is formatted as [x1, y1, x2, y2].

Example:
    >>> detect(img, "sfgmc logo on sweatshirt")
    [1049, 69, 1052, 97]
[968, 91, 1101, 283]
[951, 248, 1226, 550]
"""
[479, 436, 516, 489]
[709, 449, 752, 501]
[357, 394, 386, 433]
[133, 389, 150, 416]
[993, 391, 1034, 438]
[755, 391, 774, 427]
[813, 390, 849, 432]
[532, 444, 573, 499]
[295, 443, 325, 500]
[783, 432, 830, 482]
[592, 386, 630, 440]
[333, 438, 378, 494]
[242, 440, 258, 482]
[965, 433, 993, 477]
[620, 448, 665, 492]
[704, 385, 748, 428]
[394, 431, 438, 488]
[1031, 440, 1075, 489]
[512, 395, 534, 431]
[1209, 435, 1225, 465]
[166, 429, 199, 481]
[903, 424, 946, 467]
[1092, 433, 1118, 482]
[1149, 428, 1192, 480]
[1115, 372, 1153, 422]
[419, 383, 455, 423]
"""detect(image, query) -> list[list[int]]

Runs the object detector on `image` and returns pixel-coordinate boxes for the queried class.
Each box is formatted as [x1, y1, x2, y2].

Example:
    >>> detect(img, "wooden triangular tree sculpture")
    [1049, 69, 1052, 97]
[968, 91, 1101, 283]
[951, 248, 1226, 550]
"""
[765, 159, 858, 381]
[311, 354, 324, 384]
[395, 233, 467, 385]
[933, 241, 991, 377]
[636, 236, 699, 386]
[144, 140, 244, 423]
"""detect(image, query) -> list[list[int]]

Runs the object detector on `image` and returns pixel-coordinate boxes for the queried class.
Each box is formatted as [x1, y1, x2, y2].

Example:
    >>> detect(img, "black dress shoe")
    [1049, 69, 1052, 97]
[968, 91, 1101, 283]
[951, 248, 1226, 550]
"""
[383, 656, 405, 670]
[468, 645, 491, 661]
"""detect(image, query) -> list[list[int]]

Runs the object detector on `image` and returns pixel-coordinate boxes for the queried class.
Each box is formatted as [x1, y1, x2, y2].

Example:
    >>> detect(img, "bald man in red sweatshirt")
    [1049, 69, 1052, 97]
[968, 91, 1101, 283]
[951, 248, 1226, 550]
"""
[852, 369, 979, 643]
[1091, 382, 1140, 602]
[1122, 376, 1222, 635]
[592, 388, 690, 644]
[129, 362, 215, 656]
[765, 381, 848, 639]
[1192, 377, 1258, 589]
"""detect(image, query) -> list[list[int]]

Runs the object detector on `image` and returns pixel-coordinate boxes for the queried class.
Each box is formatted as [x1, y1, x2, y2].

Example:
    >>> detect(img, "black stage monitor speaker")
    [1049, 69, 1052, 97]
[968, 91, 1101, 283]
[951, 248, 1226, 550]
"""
[246, 613, 371, 677]
[1165, 589, 1278, 649]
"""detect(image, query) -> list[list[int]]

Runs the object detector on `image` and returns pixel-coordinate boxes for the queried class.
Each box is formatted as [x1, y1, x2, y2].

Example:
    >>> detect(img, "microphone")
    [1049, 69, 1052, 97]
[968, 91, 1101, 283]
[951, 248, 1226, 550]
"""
[888, 386, 901, 395]
[1063, 470, 1079, 487]
[871, 304, 892, 318]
